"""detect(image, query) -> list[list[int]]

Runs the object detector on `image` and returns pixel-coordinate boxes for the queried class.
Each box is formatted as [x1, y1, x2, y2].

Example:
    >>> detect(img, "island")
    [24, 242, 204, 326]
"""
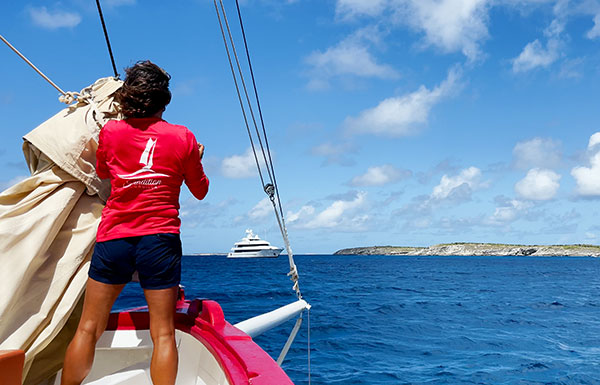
[334, 243, 600, 257]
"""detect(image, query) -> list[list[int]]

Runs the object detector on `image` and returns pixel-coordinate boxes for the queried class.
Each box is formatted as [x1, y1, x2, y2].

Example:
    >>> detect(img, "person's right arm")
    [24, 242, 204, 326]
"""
[183, 130, 209, 200]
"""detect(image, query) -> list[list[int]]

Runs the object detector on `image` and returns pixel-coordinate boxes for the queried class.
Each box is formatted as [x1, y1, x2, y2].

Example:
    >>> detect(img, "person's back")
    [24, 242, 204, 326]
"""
[97, 117, 208, 241]
[61, 60, 207, 385]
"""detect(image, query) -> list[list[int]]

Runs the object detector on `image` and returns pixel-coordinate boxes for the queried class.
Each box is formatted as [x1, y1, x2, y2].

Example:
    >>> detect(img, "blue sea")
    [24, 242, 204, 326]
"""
[114, 254, 600, 384]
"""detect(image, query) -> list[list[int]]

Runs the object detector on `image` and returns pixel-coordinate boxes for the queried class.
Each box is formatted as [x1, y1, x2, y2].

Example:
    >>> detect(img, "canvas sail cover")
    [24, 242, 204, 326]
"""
[0, 77, 122, 384]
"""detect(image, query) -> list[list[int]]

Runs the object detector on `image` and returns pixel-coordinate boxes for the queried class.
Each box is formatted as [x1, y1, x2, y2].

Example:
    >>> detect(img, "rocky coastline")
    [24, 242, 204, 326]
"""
[334, 243, 600, 257]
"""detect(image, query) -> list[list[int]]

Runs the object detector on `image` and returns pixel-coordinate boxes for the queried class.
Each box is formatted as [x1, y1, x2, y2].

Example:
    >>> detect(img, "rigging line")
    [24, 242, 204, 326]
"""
[213, 0, 266, 187]
[234, 0, 285, 220]
[271, 201, 302, 298]
[222, 0, 301, 298]
[0, 34, 67, 96]
[308, 306, 311, 385]
[217, 0, 275, 185]
[95, 0, 119, 78]
[214, 1, 302, 299]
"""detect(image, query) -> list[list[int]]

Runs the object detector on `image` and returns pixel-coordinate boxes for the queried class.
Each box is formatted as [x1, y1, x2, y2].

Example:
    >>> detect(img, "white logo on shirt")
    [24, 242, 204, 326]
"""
[117, 138, 169, 180]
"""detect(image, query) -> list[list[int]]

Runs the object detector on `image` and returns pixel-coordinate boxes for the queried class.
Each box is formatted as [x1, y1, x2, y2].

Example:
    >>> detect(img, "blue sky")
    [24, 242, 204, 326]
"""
[2, 0, 600, 254]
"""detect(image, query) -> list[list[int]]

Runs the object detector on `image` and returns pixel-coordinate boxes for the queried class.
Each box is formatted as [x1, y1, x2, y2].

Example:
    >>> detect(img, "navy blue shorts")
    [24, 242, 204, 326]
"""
[89, 233, 182, 290]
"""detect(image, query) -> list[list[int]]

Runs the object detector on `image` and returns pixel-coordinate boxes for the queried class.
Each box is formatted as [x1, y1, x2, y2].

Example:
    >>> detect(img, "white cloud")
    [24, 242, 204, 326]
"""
[248, 198, 273, 220]
[345, 66, 461, 136]
[588, 14, 600, 39]
[489, 199, 531, 224]
[571, 140, 600, 197]
[287, 205, 315, 223]
[306, 42, 397, 79]
[512, 38, 560, 72]
[401, 0, 490, 61]
[28, 7, 81, 29]
[334, 0, 597, 65]
[588, 132, 600, 149]
[221, 148, 263, 179]
[431, 166, 483, 200]
[515, 168, 561, 200]
[512, 137, 562, 169]
[571, 132, 600, 197]
[350, 165, 411, 186]
[305, 27, 398, 89]
[336, 0, 490, 61]
[512, 2, 566, 73]
[287, 192, 368, 230]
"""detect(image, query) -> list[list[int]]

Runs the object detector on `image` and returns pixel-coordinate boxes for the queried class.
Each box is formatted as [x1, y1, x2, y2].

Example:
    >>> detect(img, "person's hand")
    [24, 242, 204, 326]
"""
[198, 143, 205, 160]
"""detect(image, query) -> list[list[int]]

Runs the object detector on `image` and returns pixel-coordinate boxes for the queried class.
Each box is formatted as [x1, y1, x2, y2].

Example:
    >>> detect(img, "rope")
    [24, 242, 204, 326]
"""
[95, 0, 119, 78]
[217, 0, 275, 185]
[213, 1, 302, 299]
[213, 0, 266, 187]
[234, 0, 285, 220]
[0, 34, 68, 97]
[307, 306, 311, 385]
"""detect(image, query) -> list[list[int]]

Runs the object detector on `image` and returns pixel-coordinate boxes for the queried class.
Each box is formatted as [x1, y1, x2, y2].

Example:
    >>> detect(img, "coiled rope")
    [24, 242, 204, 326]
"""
[213, 0, 303, 299]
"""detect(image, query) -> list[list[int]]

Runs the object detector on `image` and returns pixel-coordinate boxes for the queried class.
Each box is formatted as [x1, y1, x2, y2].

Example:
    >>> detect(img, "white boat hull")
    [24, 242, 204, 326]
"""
[227, 248, 283, 258]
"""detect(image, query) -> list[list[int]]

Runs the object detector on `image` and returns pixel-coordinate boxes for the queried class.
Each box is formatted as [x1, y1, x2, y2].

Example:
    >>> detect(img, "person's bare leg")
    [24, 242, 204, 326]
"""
[144, 286, 179, 385]
[61, 279, 125, 385]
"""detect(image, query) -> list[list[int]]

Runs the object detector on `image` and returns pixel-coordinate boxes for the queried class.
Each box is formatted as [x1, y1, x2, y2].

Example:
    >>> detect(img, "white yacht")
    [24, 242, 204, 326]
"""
[227, 229, 283, 258]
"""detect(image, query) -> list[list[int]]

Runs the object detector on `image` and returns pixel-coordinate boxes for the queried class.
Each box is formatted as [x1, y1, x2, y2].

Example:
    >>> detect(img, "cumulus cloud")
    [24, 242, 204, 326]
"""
[221, 148, 265, 179]
[571, 132, 600, 196]
[305, 27, 398, 89]
[350, 165, 411, 186]
[588, 132, 600, 149]
[28, 7, 81, 29]
[515, 168, 561, 200]
[287, 191, 369, 230]
[431, 166, 483, 200]
[512, 137, 562, 169]
[345, 66, 461, 136]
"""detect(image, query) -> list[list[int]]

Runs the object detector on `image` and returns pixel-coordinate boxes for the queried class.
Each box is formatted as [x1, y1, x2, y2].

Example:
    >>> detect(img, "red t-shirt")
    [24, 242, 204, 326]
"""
[96, 117, 209, 242]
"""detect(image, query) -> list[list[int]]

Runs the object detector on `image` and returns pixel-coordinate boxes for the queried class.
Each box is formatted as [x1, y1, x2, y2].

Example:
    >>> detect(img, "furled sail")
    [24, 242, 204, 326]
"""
[0, 77, 122, 384]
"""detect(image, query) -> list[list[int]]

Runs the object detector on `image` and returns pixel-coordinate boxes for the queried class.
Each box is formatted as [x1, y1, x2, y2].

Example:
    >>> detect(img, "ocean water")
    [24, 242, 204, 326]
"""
[114, 254, 600, 384]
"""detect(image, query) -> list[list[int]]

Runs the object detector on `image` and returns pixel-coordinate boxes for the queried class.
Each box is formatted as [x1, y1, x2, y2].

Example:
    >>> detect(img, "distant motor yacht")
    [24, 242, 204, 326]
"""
[227, 229, 283, 258]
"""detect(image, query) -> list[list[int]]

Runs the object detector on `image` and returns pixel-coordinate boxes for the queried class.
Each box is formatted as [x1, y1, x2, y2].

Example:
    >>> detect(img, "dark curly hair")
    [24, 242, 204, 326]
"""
[115, 60, 172, 118]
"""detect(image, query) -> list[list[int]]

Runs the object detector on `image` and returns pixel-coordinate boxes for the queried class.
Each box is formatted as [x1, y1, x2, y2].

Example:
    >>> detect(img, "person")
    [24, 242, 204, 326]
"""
[61, 61, 209, 385]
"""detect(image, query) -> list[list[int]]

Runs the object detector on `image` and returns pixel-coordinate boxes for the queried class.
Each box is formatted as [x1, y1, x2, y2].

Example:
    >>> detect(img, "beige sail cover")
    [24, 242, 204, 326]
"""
[0, 77, 122, 384]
